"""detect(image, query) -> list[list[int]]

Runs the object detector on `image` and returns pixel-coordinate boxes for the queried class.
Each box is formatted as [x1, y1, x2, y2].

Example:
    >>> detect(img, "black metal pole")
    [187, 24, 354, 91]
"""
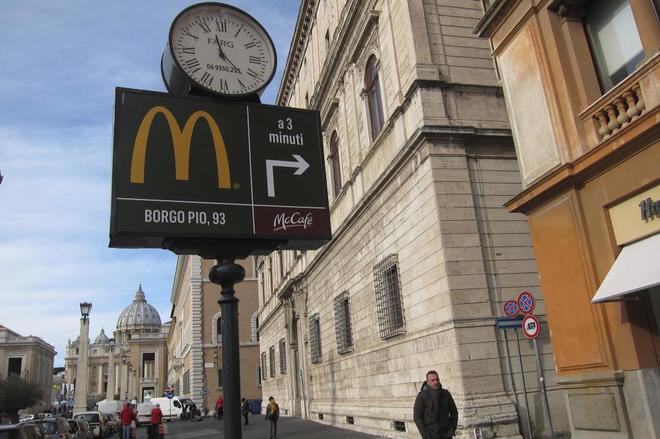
[209, 257, 245, 439]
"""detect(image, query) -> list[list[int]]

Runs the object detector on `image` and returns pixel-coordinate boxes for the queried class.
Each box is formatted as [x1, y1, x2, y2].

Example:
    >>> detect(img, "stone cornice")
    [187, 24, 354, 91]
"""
[474, 0, 519, 38]
[276, 0, 319, 105]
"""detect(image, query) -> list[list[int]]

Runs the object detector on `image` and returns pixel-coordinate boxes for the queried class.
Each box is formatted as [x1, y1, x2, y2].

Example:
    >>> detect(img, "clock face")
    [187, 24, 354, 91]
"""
[169, 3, 277, 96]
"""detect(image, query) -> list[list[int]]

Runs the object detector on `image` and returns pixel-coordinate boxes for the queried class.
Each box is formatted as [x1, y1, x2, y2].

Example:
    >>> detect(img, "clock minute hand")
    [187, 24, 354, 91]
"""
[214, 35, 227, 60]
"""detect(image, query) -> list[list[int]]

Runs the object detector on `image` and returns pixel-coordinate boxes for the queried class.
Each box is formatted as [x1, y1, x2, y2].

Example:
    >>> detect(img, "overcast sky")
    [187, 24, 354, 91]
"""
[0, 1, 300, 367]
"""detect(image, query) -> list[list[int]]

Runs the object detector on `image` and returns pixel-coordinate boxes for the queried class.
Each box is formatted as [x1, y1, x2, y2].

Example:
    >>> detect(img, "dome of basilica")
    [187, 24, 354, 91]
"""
[116, 285, 162, 332]
[94, 328, 110, 344]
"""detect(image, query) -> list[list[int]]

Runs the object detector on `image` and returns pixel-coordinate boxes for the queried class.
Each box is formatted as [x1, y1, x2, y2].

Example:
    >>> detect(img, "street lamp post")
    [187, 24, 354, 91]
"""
[73, 302, 92, 415]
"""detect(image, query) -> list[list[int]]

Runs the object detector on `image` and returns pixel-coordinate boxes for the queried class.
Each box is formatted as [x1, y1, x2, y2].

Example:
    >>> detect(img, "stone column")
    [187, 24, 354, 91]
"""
[106, 351, 116, 400]
[73, 318, 89, 414]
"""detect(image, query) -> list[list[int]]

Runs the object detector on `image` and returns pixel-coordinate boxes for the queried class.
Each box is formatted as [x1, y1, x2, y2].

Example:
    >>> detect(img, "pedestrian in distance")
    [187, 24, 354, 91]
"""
[241, 398, 249, 426]
[189, 401, 197, 422]
[149, 403, 163, 439]
[216, 395, 224, 420]
[265, 396, 280, 439]
[120, 402, 134, 439]
[413, 370, 458, 439]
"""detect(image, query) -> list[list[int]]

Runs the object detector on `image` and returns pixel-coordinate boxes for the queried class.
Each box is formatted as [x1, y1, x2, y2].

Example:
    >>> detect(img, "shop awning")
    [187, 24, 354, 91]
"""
[592, 233, 660, 303]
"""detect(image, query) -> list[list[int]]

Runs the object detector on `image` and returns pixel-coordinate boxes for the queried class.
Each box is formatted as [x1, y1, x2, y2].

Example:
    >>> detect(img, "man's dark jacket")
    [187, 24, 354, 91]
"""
[413, 385, 458, 438]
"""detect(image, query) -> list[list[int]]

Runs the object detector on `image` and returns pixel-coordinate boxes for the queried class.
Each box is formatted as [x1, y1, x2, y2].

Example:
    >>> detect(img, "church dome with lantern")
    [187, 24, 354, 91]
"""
[116, 285, 162, 332]
[94, 328, 110, 345]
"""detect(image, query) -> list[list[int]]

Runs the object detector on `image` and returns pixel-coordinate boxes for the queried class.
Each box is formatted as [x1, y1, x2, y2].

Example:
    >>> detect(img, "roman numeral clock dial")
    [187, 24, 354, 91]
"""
[162, 3, 277, 97]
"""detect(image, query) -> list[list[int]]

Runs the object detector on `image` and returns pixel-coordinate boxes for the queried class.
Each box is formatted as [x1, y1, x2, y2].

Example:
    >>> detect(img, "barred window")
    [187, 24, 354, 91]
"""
[373, 254, 406, 339]
[269, 346, 276, 377]
[334, 291, 353, 354]
[183, 370, 190, 395]
[309, 313, 322, 364]
[261, 352, 267, 381]
[279, 338, 287, 374]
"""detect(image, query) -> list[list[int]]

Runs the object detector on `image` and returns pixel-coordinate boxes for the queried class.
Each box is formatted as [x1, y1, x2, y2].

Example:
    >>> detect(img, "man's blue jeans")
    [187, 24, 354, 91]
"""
[122, 425, 131, 439]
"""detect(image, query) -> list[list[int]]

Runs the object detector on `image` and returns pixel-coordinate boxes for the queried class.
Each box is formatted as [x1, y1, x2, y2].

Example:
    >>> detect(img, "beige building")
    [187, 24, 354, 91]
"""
[65, 286, 169, 404]
[255, 0, 571, 438]
[0, 324, 56, 412]
[167, 256, 260, 411]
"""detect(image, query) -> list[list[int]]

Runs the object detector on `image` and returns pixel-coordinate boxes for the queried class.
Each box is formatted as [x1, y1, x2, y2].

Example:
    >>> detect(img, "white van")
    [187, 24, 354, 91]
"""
[136, 396, 193, 425]
[96, 399, 123, 416]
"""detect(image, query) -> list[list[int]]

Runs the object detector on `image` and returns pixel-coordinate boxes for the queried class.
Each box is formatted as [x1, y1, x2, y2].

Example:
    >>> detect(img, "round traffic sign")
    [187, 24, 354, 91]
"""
[522, 314, 540, 339]
[503, 300, 520, 317]
[517, 291, 535, 315]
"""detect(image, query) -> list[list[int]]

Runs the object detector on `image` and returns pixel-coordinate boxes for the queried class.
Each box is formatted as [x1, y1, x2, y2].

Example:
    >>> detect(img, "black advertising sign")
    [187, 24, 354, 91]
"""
[109, 88, 331, 253]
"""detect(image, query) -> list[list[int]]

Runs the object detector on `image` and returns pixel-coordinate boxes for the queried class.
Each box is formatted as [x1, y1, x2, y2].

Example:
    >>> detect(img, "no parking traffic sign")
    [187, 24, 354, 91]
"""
[522, 314, 540, 339]
[503, 300, 520, 317]
[517, 291, 535, 315]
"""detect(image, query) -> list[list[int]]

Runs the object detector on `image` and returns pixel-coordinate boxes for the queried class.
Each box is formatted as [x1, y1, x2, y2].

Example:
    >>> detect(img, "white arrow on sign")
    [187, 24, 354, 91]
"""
[266, 154, 310, 197]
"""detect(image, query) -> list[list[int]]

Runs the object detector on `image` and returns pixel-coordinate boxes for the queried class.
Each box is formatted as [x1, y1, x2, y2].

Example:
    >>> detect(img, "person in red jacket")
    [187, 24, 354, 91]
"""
[215, 396, 224, 420]
[120, 403, 134, 439]
[150, 403, 163, 439]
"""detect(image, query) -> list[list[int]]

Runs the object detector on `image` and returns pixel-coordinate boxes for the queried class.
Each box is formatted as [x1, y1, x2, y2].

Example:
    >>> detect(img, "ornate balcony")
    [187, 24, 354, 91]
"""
[580, 52, 658, 144]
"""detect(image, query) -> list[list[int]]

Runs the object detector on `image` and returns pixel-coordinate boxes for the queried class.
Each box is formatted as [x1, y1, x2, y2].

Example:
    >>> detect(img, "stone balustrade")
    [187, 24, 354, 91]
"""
[593, 83, 646, 140]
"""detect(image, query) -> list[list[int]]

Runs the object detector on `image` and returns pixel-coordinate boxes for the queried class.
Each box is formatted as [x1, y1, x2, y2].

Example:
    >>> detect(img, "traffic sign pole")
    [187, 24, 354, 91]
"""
[515, 329, 533, 439]
[533, 338, 555, 439]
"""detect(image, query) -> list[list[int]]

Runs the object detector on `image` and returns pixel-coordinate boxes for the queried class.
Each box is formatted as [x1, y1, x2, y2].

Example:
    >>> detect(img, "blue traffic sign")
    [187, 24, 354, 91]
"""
[503, 300, 520, 317]
[495, 316, 524, 329]
[517, 291, 535, 314]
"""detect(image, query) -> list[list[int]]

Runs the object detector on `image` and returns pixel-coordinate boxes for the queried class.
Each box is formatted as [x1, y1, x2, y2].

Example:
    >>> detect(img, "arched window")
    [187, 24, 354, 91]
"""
[365, 55, 384, 140]
[329, 131, 342, 196]
[211, 311, 222, 345]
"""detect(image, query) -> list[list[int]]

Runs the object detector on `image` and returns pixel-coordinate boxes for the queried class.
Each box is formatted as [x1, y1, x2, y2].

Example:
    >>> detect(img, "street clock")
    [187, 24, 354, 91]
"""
[161, 2, 277, 98]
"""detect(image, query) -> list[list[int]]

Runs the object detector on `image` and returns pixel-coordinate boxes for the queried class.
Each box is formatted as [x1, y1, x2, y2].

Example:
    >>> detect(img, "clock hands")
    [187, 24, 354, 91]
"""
[214, 35, 242, 73]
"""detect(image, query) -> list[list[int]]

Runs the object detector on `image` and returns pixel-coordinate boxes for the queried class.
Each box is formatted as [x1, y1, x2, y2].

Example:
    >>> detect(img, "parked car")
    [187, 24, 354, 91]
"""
[18, 414, 36, 423]
[67, 419, 94, 439]
[0, 423, 43, 438]
[72, 412, 106, 439]
[34, 419, 72, 438]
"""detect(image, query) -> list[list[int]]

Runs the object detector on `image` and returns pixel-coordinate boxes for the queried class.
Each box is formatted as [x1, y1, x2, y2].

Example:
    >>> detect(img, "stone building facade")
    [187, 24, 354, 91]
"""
[65, 287, 169, 404]
[256, 0, 569, 437]
[0, 324, 56, 412]
[167, 256, 260, 411]
[476, 0, 660, 437]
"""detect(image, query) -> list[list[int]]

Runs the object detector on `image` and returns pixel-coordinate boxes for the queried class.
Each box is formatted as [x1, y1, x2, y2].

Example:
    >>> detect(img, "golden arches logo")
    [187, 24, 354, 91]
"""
[130, 106, 231, 188]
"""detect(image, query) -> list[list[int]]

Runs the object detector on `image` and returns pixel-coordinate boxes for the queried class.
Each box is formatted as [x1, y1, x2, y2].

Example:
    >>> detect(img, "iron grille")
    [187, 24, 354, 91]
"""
[269, 346, 276, 377]
[261, 352, 267, 381]
[309, 313, 322, 363]
[373, 254, 406, 340]
[334, 291, 353, 354]
[279, 338, 287, 374]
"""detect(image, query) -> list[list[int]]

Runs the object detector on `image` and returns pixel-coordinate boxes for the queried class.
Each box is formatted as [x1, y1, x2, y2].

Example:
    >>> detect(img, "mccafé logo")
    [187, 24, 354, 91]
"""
[273, 211, 314, 232]
[130, 106, 231, 188]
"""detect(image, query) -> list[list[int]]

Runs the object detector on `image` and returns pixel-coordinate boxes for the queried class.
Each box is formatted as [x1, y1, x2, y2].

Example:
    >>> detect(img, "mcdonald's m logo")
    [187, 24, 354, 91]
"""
[130, 106, 231, 188]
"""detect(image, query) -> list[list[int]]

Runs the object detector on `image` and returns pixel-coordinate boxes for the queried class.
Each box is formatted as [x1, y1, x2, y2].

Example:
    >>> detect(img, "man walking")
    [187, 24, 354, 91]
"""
[241, 398, 249, 426]
[413, 371, 458, 438]
[120, 403, 134, 439]
[265, 396, 279, 439]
